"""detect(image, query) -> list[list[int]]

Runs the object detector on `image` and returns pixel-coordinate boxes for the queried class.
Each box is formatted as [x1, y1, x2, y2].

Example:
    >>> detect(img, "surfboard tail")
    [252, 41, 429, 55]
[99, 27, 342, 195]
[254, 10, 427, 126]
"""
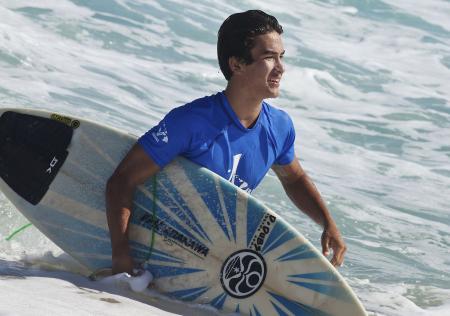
[0, 111, 73, 205]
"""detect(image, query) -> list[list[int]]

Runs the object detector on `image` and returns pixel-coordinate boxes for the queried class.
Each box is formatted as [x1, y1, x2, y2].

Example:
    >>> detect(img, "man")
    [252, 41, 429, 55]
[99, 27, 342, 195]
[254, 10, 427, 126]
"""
[106, 10, 346, 275]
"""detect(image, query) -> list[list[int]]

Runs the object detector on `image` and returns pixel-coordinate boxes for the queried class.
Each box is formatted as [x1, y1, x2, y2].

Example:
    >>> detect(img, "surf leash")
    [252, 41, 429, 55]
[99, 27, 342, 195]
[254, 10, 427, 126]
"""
[5, 222, 33, 241]
[145, 175, 157, 263]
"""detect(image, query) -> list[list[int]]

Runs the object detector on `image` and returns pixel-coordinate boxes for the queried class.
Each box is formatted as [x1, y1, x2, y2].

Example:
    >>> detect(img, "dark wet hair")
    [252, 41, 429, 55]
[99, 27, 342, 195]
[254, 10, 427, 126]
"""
[217, 10, 283, 81]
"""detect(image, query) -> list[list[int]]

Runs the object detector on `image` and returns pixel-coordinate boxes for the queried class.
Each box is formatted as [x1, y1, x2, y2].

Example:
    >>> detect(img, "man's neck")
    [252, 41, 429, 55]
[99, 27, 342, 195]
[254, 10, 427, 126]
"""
[224, 82, 263, 129]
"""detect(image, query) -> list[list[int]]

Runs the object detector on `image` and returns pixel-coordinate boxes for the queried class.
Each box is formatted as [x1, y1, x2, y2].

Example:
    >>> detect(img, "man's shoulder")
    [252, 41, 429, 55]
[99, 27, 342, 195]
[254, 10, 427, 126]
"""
[172, 92, 223, 118]
[261, 102, 296, 161]
[166, 92, 228, 134]
[262, 101, 293, 127]
[180, 92, 222, 110]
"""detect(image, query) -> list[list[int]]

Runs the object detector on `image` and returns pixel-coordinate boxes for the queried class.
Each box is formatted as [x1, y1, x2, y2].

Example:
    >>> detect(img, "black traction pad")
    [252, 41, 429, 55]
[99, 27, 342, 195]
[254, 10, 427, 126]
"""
[0, 111, 73, 205]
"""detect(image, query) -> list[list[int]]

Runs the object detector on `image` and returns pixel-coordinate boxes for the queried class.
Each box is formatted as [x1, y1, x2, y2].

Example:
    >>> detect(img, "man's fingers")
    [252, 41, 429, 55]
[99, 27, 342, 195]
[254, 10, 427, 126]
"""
[330, 252, 341, 267]
[330, 241, 347, 267]
[321, 232, 330, 257]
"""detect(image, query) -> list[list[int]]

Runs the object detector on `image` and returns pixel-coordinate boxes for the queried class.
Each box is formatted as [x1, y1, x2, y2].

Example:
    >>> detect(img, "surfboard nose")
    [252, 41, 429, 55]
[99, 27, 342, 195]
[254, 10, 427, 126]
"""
[0, 111, 73, 205]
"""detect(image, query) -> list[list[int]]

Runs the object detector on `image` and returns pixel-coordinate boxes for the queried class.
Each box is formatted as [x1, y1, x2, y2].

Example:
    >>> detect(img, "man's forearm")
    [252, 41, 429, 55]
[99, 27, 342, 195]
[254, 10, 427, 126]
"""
[281, 172, 334, 228]
[105, 144, 161, 274]
[273, 160, 346, 266]
[106, 177, 134, 256]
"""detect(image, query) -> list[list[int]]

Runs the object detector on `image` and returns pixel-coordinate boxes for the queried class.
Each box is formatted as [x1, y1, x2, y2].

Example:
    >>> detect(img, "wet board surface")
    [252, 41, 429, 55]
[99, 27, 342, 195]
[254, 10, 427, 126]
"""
[0, 108, 367, 316]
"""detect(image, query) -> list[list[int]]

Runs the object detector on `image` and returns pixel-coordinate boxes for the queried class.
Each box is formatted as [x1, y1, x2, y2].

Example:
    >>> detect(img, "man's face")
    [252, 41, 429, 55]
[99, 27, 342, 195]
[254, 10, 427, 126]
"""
[238, 31, 285, 100]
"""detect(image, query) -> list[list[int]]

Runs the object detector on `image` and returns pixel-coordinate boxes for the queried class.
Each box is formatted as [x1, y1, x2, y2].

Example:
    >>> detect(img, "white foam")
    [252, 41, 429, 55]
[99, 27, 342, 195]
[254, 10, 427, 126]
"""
[96, 269, 154, 293]
[0, 255, 222, 316]
[352, 280, 450, 316]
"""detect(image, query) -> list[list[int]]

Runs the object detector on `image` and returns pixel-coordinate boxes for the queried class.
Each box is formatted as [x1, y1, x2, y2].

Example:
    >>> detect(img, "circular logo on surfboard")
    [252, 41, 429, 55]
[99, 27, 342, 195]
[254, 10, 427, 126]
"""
[220, 249, 267, 298]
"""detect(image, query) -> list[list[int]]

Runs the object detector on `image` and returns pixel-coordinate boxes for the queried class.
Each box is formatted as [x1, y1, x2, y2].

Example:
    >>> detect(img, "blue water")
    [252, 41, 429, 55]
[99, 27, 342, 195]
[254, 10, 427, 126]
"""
[0, 1, 449, 315]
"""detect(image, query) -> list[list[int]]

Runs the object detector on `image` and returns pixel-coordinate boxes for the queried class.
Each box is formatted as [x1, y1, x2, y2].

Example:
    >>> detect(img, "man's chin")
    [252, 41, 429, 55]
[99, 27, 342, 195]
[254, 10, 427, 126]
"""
[266, 89, 280, 99]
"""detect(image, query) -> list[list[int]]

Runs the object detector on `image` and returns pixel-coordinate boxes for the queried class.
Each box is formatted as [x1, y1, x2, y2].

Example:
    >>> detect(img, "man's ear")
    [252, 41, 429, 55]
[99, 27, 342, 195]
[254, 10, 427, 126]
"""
[228, 56, 245, 76]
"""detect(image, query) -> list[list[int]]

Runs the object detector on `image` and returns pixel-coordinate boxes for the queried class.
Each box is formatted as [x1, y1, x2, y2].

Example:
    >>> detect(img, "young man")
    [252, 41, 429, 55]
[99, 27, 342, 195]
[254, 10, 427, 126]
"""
[106, 10, 346, 275]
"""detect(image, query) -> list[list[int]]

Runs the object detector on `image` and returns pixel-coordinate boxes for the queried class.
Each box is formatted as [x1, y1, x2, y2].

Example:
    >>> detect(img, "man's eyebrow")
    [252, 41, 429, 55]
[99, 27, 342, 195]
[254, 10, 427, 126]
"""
[262, 50, 286, 55]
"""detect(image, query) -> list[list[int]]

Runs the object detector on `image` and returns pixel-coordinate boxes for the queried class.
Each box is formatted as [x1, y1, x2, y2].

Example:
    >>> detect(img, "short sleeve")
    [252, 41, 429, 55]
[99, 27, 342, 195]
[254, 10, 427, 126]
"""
[274, 115, 296, 165]
[138, 107, 191, 167]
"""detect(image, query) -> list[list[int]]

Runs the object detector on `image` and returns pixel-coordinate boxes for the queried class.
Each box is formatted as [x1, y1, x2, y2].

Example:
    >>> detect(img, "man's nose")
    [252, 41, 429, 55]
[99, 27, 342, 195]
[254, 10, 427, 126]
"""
[276, 57, 285, 74]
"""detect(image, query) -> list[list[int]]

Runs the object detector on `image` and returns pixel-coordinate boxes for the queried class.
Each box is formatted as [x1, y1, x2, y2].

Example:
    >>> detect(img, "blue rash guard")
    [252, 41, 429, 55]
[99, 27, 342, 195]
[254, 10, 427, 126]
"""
[138, 92, 295, 193]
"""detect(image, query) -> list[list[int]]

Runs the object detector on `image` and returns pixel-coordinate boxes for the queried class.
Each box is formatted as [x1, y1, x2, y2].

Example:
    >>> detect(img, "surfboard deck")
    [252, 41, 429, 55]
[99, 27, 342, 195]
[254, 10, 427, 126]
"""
[0, 108, 367, 316]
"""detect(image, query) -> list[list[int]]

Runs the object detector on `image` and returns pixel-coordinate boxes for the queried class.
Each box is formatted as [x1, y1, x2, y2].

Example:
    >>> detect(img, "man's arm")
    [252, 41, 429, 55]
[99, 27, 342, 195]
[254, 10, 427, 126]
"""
[106, 143, 160, 274]
[272, 157, 346, 267]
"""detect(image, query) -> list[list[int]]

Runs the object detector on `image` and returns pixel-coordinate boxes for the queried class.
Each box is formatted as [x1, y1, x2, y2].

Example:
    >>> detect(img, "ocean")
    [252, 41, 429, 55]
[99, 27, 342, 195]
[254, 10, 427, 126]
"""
[0, 0, 449, 315]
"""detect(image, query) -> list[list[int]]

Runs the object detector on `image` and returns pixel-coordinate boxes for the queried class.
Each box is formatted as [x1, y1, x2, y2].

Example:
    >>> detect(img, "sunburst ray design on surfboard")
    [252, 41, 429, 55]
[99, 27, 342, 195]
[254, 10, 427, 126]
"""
[127, 158, 362, 315]
[0, 109, 367, 316]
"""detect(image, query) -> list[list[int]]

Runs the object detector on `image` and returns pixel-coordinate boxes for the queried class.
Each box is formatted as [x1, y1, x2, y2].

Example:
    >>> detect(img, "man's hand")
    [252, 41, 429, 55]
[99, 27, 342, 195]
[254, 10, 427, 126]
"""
[321, 223, 347, 267]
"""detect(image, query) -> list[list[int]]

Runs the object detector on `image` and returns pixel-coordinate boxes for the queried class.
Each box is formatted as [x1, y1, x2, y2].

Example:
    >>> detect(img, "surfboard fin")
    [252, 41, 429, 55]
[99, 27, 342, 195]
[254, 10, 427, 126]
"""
[0, 111, 73, 205]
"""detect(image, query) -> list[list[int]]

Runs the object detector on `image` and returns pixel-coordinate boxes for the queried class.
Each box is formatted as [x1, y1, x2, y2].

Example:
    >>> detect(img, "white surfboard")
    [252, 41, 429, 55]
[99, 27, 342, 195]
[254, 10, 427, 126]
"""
[0, 108, 367, 316]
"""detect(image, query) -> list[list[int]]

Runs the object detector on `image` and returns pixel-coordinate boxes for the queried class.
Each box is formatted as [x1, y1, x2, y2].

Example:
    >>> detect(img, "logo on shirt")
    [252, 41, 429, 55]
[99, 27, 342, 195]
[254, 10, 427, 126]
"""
[152, 122, 169, 143]
[228, 153, 252, 193]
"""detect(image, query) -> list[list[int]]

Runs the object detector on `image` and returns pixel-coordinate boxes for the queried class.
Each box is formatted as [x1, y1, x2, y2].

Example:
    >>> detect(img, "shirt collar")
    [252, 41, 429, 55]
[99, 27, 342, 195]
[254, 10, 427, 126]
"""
[218, 91, 262, 132]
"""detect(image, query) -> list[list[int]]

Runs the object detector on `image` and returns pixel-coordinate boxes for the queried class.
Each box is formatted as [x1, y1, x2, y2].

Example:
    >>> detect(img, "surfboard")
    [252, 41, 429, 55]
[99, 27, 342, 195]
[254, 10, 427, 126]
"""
[0, 108, 367, 316]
